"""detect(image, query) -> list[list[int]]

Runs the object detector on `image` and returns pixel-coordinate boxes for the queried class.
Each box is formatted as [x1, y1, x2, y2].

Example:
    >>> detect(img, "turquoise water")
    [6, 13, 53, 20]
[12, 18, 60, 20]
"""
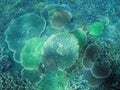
[0, 0, 120, 90]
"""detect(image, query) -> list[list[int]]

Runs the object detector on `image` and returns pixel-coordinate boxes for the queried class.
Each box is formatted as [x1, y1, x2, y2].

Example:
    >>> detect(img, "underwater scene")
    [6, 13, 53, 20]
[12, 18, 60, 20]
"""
[0, 0, 120, 90]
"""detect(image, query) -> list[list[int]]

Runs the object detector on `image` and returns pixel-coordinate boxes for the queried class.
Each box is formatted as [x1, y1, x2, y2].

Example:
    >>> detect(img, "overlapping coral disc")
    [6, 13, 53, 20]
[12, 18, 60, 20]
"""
[71, 28, 87, 50]
[20, 37, 44, 70]
[39, 70, 68, 90]
[5, 13, 46, 62]
[91, 61, 111, 78]
[42, 32, 79, 69]
[49, 9, 72, 29]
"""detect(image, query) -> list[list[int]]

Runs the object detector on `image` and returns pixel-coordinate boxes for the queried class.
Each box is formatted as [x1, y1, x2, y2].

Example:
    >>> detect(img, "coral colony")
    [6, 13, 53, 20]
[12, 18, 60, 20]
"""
[0, 0, 120, 90]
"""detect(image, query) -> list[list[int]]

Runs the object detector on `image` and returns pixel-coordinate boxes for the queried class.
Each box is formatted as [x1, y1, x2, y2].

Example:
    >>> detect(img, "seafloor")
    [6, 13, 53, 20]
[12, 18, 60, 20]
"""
[0, 0, 120, 90]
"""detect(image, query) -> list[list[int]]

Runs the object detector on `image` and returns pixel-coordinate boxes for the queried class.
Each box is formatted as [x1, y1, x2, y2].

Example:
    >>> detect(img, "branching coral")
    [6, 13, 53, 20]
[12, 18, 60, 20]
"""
[0, 40, 13, 73]
[68, 62, 89, 90]
[61, 0, 115, 24]
[0, 72, 38, 90]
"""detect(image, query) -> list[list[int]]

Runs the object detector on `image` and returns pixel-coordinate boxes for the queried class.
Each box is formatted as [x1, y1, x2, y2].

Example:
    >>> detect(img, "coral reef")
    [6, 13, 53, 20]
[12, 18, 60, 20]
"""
[59, 0, 116, 24]
[41, 4, 73, 39]
[94, 60, 120, 90]
[0, 0, 120, 90]
[82, 43, 112, 88]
